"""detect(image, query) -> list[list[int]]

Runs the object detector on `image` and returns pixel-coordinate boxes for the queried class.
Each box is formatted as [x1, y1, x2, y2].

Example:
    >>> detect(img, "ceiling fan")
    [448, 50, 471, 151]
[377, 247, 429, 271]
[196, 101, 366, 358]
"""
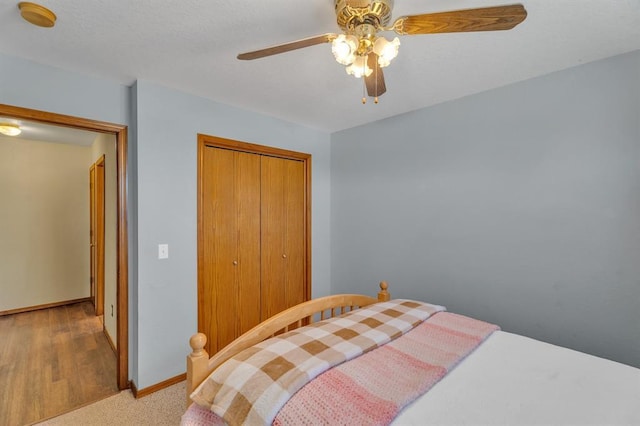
[237, 1, 527, 103]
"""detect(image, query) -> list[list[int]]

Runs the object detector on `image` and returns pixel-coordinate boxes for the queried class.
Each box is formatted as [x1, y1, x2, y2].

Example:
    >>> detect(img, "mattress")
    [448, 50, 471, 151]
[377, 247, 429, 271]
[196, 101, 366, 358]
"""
[393, 330, 640, 425]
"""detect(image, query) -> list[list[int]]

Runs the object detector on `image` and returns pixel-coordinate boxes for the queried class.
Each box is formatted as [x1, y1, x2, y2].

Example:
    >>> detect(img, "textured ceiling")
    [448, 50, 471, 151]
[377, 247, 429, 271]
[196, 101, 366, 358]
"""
[0, 1, 639, 132]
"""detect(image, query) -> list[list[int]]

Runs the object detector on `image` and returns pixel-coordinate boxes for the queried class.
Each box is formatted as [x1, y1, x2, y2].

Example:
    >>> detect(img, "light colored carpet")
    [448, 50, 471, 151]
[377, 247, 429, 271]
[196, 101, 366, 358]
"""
[36, 381, 187, 425]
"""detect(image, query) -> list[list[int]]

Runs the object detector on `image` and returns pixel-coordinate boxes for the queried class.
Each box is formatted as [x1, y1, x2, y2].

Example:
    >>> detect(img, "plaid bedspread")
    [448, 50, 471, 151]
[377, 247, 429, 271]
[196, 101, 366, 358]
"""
[190, 299, 444, 425]
[274, 312, 500, 425]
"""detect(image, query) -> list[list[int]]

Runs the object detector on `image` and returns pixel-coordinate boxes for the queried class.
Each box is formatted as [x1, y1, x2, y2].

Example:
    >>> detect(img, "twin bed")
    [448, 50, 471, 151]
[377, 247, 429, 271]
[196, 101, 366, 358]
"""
[182, 282, 640, 425]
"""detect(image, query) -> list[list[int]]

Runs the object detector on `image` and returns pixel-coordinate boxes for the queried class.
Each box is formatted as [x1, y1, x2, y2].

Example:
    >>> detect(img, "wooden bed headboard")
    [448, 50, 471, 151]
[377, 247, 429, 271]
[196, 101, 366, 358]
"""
[186, 281, 390, 404]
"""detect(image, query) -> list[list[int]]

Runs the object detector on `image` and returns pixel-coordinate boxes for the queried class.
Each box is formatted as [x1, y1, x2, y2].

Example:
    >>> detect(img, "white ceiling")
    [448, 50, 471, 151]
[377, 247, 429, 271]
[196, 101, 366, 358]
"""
[0, 1, 639, 133]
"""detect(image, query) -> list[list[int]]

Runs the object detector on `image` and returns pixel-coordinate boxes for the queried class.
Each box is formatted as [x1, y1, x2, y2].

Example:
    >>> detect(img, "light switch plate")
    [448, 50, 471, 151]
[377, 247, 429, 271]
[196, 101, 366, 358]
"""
[158, 244, 169, 259]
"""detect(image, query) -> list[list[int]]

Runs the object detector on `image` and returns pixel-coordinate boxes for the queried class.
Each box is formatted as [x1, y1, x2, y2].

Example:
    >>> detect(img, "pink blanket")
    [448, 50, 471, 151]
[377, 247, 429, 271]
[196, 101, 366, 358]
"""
[190, 300, 443, 425]
[274, 312, 498, 425]
[182, 311, 498, 425]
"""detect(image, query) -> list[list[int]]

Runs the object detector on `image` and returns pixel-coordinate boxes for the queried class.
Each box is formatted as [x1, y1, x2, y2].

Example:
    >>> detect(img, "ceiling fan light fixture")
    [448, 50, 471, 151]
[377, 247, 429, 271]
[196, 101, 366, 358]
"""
[0, 123, 22, 136]
[346, 55, 372, 78]
[236, 3, 527, 100]
[331, 34, 358, 65]
[373, 36, 400, 67]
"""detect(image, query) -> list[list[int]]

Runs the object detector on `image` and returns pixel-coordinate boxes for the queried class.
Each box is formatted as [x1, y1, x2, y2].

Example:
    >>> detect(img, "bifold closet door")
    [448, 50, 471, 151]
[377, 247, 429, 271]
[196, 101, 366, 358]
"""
[260, 155, 306, 320]
[200, 146, 261, 355]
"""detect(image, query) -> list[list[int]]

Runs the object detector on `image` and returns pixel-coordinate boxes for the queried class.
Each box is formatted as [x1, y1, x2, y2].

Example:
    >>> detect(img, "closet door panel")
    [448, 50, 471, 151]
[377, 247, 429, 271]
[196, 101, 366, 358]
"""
[199, 134, 311, 355]
[235, 152, 262, 336]
[282, 159, 306, 310]
[201, 146, 235, 355]
[260, 156, 306, 320]
[201, 147, 260, 354]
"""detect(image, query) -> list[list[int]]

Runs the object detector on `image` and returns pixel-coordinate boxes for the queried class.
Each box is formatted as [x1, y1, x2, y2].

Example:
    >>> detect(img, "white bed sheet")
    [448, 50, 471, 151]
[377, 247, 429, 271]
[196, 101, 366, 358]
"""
[393, 330, 640, 426]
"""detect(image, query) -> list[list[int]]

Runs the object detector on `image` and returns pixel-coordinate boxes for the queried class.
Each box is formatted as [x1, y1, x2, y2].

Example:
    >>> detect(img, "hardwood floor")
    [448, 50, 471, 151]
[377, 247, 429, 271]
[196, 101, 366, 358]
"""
[0, 302, 118, 426]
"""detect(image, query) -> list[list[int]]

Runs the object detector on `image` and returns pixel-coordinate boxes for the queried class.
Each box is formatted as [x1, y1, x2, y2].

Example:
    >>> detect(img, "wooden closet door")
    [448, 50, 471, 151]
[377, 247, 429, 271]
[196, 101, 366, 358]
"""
[260, 156, 306, 320]
[200, 146, 261, 355]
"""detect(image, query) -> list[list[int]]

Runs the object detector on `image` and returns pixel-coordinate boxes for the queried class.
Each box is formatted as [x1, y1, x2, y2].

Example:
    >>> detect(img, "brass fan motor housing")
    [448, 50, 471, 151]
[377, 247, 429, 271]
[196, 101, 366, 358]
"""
[335, 0, 394, 32]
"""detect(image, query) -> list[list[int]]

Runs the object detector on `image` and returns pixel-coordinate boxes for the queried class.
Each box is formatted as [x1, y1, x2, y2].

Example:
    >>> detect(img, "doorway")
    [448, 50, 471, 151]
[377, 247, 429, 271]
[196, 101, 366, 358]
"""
[90, 156, 106, 317]
[0, 103, 129, 390]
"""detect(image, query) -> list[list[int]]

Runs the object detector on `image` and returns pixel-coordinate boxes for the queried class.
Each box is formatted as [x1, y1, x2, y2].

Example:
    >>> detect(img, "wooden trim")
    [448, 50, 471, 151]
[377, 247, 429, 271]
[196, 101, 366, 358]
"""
[132, 373, 187, 399]
[94, 155, 106, 317]
[116, 121, 129, 391]
[196, 135, 205, 358]
[305, 150, 312, 303]
[104, 328, 117, 355]
[198, 133, 312, 161]
[0, 297, 91, 316]
[130, 381, 138, 398]
[0, 104, 126, 133]
[88, 156, 106, 318]
[89, 163, 95, 308]
[0, 104, 129, 391]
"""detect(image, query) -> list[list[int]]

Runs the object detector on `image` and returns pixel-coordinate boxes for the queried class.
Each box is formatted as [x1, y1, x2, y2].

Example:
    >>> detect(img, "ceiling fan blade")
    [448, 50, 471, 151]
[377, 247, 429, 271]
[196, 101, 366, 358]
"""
[237, 33, 338, 60]
[392, 4, 527, 35]
[365, 53, 386, 98]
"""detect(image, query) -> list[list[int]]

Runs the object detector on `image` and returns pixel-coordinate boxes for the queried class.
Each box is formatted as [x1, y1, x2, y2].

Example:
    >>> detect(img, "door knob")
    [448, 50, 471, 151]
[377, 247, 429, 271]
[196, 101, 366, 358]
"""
[282, 254, 287, 259]
[233, 260, 238, 265]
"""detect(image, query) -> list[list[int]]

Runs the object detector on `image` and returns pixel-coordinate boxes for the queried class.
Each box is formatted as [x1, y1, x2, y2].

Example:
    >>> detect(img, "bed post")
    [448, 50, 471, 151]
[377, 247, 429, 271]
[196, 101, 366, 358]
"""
[378, 281, 390, 301]
[186, 332, 209, 406]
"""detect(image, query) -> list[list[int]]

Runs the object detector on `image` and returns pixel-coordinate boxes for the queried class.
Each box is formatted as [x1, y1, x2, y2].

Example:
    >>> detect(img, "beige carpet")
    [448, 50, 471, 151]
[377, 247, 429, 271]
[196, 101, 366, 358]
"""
[35, 381, 187, 425]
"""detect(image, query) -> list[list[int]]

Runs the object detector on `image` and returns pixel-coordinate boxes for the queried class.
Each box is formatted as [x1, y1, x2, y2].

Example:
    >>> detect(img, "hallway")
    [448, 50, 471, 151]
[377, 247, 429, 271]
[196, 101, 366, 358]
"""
[0, 302, 118, 425]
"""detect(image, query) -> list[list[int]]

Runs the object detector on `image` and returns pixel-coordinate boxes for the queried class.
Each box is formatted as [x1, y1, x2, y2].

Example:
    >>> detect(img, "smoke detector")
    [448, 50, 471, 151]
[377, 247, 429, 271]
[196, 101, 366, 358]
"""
[18, 2, 56, 28]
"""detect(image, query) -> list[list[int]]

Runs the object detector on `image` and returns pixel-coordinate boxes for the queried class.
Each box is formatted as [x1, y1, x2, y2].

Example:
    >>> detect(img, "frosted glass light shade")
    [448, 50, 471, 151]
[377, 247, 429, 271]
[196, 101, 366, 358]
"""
[373, 36, 400, 68]
[332, 34, 358, 65]
[345, 55, 372, 78]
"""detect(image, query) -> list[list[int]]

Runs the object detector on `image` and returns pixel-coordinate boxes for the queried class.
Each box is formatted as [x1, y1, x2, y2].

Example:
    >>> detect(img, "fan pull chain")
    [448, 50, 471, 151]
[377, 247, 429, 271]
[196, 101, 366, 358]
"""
[362, 78, 366, 104]
[362, 58, 367, 104]
[374, 60, 379, 104]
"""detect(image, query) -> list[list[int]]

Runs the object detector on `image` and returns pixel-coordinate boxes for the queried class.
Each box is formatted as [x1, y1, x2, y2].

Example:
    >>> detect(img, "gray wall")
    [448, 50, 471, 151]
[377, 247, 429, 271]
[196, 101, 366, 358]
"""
[330, 50, 640, 368]
[1, 54, 332, 390]
[0, 54, 130, 125]
[133, 80, 331, 388]
[0, 53, 137, 379]
[3, 48, 638, 389]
